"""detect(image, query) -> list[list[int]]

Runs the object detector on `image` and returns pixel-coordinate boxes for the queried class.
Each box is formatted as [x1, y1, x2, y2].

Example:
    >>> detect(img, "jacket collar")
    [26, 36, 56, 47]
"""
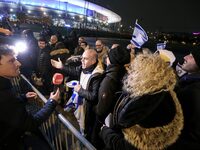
[179, 72, 200, 86]
[122, 90, 183, 149]
[0, 76, 12, 90]
[82, 61, 98, 74]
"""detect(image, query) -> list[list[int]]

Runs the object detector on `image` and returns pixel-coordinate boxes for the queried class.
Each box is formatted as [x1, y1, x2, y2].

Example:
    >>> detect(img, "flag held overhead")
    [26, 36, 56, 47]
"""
[157, 42, 167, 50]
[130, 21, 148, 48]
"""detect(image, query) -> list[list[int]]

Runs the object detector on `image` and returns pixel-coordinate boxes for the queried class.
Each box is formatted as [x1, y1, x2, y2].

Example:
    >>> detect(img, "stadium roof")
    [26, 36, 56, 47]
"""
[58, 0, 121, 23]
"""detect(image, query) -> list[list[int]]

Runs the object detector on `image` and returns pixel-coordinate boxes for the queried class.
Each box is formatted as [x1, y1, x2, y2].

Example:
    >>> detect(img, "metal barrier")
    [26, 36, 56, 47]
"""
[12, 75, 96, 150]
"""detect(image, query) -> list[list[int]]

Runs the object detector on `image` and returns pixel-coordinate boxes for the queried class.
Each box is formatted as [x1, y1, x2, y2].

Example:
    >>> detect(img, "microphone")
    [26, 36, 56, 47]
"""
[52, 73, 64, 93]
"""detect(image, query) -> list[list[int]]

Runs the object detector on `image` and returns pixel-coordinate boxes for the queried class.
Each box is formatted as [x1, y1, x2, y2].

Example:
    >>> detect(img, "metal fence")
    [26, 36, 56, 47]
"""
[11, 75, 96, 150]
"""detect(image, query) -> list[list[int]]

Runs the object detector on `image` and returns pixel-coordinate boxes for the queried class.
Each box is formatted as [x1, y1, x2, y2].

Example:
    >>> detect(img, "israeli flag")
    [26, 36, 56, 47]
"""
[157, 42, 166, 50]
[130, 22, 148, 48]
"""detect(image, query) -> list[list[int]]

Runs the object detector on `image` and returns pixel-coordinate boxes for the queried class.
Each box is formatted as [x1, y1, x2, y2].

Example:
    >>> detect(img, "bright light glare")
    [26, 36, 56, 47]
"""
[65, 24, 71, 28]
[14, 41, 27, 54]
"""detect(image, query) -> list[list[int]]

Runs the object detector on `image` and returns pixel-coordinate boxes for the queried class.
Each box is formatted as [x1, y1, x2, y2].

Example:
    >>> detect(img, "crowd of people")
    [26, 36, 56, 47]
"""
[0, 26, 200, 150]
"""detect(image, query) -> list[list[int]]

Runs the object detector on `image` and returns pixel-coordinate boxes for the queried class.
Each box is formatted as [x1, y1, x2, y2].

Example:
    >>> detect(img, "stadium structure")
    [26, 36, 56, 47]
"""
[0, 0, 121, 31]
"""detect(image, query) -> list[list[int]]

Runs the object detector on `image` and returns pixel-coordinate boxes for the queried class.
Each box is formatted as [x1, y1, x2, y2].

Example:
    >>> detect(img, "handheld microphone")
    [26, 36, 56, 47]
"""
[52, 73, 64, 93]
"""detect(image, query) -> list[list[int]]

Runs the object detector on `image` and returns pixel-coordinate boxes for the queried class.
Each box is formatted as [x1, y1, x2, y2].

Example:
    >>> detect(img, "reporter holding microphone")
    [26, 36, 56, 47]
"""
[0, 45, 60, 149]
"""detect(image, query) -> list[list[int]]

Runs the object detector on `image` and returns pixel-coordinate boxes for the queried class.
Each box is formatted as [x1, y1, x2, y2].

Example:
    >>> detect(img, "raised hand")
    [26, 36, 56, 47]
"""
[50, 88, 60, 102]
[51, 58, 63, 69]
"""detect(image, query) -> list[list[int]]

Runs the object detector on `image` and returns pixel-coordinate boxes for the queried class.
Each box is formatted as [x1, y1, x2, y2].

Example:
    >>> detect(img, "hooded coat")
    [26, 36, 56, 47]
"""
[100, 90, 183, 150]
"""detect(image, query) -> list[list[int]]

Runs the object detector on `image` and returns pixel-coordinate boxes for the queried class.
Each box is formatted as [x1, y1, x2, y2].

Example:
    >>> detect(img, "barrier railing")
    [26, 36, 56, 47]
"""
[12, 75, 96, 150]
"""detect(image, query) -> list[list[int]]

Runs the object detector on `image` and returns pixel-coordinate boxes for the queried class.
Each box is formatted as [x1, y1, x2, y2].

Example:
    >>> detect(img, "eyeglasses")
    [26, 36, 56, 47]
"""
[95, 44, 102, 47]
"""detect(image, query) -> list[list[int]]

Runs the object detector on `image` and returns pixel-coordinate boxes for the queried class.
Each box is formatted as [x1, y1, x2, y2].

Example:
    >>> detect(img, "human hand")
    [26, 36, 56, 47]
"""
[111, 44, 119, 49]
[51, 58, 63, 69]
[101, 124, 106, 130]
[127, 43, 136, 50]
[26, 92, 37, 100]
[74, 84, 81, 92]
[50, 88, 60, 102]
[0, 28, 13, 35]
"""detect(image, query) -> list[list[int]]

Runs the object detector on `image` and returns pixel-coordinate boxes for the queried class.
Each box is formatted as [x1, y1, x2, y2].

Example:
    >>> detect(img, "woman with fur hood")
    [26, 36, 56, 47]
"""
[99, 53, 184, 150]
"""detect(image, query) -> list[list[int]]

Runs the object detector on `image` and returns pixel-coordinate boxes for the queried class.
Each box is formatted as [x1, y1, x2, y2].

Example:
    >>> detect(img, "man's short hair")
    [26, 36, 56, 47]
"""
[85, 49, 98, 61]
[96, 39, 104, 45]
[0, 45, 14, 60]
[79, 36, 85, 41]
[51, 35, 58, 39]
[38, 37, 47, 43]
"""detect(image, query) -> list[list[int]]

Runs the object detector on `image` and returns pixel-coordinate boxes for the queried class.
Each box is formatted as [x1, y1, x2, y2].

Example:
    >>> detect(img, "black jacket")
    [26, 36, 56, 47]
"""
[0, 77, 58, 149]
[172, 72, 200, 149]
[96, 64, 126, 121]
[37, 46, 53, 94]
[100, 91, 183, 150]
[93, 65, 126, 148]
[37, 46, 51, 78]
[18, 38, 39, 77]
[61, 63, 103, 139]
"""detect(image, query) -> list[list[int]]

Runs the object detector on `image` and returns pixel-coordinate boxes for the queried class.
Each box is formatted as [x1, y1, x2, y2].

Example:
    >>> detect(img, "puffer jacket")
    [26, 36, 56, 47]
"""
[37, 46, 51, 77]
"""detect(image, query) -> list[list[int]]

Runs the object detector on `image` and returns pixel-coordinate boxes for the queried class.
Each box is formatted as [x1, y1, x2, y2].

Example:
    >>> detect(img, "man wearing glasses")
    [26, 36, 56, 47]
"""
[95, 40, 109, 63]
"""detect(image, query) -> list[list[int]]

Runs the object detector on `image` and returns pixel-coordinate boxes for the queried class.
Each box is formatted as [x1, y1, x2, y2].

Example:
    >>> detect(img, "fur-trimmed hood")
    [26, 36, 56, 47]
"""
[114, 90, 183, 150]
[50, 48, 69, 56]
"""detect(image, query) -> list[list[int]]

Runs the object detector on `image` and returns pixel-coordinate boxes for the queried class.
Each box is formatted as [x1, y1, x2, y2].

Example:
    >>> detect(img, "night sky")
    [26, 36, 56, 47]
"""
[93, 0, 200, 33]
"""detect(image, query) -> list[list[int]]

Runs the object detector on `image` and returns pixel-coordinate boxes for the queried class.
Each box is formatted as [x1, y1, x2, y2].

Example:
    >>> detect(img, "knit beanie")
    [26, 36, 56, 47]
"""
[108, 46, 130, 65]
[191, 47, 200, 68]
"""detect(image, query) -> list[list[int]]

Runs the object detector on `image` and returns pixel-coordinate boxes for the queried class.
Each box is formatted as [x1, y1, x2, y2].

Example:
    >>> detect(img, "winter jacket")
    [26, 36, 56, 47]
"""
[100, 91, 183, 150]
[61, 62, 104, 139]
[92, 64, 126, 148]
[74, 46, 84, 56]
[50, 48, 70, 64]
[18, 38, 39, 77]
[37, 46, 52, 94]
[96, 64, 127, 121]
[0, 76, 58, 149]
[37, 46, 51, 77]
[172, 72, 200, 149]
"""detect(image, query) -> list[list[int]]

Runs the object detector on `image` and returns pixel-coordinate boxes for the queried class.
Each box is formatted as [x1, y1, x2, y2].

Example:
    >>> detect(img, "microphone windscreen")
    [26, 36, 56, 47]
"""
[52, 73, 63, 85]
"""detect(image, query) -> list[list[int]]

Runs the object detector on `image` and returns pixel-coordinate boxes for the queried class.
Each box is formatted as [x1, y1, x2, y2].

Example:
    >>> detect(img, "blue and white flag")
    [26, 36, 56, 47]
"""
[64, 91, 83, 112]
[157, 42, 166, 50]
[130, 22, 148, 48]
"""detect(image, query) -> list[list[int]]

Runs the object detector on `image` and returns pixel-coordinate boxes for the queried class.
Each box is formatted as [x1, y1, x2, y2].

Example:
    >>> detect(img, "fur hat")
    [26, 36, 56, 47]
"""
[108, 46, 130, 65]
[191, 47, 200, 68]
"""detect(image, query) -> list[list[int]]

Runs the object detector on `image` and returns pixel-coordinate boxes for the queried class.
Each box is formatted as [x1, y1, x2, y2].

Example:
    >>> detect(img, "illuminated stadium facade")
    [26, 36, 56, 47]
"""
[0, 0, 121, 31]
